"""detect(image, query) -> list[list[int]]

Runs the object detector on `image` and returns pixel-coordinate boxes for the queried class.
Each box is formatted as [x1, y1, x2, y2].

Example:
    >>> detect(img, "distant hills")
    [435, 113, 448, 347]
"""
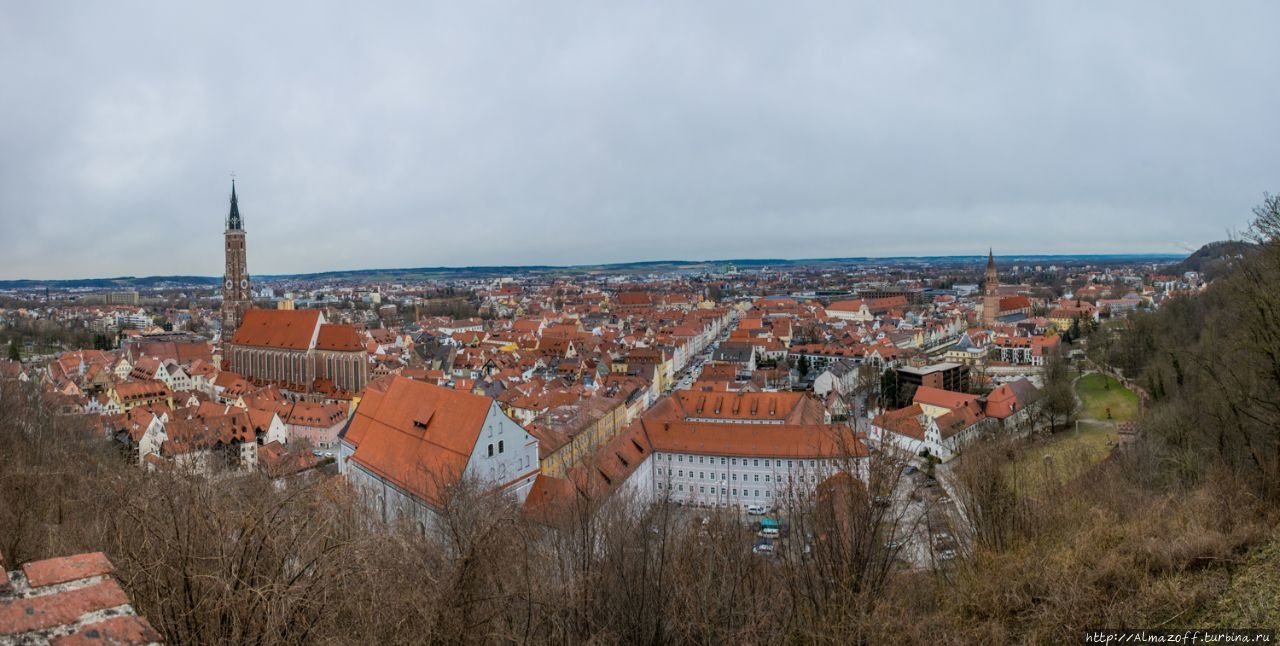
[0, 253, 1183, 290]
[1165, 241, 1257, 279]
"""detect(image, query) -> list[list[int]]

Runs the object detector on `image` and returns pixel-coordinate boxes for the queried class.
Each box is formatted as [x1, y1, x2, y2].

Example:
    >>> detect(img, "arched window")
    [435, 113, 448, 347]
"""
[498, 440, 504, 454]
[487, 444, 494, 457]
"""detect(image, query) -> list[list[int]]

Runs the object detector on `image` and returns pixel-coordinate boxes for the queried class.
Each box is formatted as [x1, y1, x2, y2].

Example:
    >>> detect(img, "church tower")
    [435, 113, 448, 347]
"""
[221, 180, 251, 339]
[981, 249, 999, 328]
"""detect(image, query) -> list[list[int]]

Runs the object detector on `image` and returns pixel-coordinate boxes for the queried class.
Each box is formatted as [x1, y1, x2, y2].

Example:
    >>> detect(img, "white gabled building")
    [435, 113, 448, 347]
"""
[338, 376, 541, 528]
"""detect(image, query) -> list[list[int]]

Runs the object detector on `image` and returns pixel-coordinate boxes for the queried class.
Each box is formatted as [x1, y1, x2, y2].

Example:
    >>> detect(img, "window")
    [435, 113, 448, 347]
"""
[699, 486, 705, 493]
[788, 460, 793, 468]
[699, 472, 704, 479]
[678, 485, 684, 491]
[753, 459, 759, 467]
[754, 475, 760, 482]
[679, 455, 684, 462]
[699, 456, 704, 464]
[721, 473, 726, 480]
[658, 483, 664, 490]
[487, 444, 493, 457]
[766, 491, 772, 498]
[810, 460, 816, 467]
[498, 440, 504, 453]
[754, 490, 760, 497]
[720, 457, 726, 465]
[678, 470, 684, 477]
[732, 489, 738, 496]
[765, 475, 770, 482]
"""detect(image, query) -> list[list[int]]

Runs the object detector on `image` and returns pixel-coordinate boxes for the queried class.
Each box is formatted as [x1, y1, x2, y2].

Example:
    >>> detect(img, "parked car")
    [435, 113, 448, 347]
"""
[752, 540, 775, 555]
[746, 504, 768, 515]
[758, 527, 780, 539]
[938, 549, 957, 560]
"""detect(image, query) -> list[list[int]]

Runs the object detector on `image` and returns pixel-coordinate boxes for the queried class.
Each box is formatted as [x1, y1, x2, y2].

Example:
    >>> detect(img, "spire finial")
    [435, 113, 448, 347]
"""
[227, 177, 243, 231]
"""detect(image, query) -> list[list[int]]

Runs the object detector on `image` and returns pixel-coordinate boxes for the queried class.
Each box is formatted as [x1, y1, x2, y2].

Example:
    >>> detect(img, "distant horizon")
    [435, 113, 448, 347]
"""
[0, 251, 1189, 286]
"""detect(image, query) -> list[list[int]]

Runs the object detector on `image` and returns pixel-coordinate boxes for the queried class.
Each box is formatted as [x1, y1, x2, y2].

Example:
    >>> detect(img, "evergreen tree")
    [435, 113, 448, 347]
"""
[7, 338, 20, 362]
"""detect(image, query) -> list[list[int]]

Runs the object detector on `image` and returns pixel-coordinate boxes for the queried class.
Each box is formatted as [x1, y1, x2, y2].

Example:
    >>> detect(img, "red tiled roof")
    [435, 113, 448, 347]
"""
[1, 551, 162, 645]
[343, 376, 495, 509]
[912, 386, 978, 411]
[641, 418, 866, 459]
[231, 309, 322, 350]
[316, 324, 363, 351]
[874, 404, 928, 441]
[826, 300, 867, 313]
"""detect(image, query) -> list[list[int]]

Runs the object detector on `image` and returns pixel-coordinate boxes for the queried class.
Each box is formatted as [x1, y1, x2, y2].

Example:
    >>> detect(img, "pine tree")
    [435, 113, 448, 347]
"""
[7, 338, 20, 362]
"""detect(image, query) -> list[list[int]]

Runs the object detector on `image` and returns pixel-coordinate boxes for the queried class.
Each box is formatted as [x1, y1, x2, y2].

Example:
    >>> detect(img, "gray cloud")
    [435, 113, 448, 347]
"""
[1, 1, 1277, 279]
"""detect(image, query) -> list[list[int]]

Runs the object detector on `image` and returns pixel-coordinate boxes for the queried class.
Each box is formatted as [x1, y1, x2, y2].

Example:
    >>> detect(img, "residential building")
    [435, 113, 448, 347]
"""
[339, 376, 541, 528]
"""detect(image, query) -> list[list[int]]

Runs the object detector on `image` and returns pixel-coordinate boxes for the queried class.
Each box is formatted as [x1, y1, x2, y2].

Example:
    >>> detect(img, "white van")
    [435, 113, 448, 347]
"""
[746, 504, 768, 515]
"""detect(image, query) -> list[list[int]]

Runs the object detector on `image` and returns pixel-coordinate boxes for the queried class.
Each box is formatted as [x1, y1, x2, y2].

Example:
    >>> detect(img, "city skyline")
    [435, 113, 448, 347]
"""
[3, 2, 1278, 280]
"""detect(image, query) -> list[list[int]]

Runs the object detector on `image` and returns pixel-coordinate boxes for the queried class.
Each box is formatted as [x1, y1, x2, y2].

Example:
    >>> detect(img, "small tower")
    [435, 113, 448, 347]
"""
[982, 249, 999, 328]
[221, 181, 251, 339]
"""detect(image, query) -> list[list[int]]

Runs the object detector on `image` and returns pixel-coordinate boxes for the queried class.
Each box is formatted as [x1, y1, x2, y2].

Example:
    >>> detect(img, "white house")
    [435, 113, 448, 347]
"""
[812, 359, 859, 398]
[824, 300, 873, 323]
[870, 401, 994, 462]
[338, 376, 541, 529]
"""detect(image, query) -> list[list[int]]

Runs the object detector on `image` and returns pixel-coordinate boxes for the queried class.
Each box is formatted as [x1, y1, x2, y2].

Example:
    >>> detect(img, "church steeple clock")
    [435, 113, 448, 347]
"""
[221, 180, 251, 339]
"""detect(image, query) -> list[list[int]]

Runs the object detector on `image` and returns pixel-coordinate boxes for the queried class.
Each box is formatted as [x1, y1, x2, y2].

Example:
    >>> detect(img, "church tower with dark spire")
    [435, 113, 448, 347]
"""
[981, 249, 999, 328]
[221, 180, 251, 339]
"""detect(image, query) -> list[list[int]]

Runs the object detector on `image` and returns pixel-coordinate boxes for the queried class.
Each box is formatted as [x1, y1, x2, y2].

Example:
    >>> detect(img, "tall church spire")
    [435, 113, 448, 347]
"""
[227, 180, 243, 231]
[222, 179, 251, 340]
[982, 249, 999, 327]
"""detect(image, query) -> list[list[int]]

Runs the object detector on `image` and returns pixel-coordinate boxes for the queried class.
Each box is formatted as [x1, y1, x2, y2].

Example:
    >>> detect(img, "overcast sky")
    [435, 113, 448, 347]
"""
[2, 2, 1277, 279]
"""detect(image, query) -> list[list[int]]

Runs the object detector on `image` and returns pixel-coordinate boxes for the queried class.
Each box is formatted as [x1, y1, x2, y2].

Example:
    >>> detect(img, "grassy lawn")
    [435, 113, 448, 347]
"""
[1076, 373, 1139, 421]
[1008, 421, 1115, 495]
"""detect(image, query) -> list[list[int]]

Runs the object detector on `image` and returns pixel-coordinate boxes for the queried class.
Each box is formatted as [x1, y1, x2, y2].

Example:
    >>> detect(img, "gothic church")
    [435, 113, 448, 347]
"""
[218, 182, 369, 398]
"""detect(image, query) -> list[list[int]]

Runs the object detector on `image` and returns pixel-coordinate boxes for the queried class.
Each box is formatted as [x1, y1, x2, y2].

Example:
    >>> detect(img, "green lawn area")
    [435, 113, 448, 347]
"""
[1007, 421, 1115, 495]
[1076, 373, 1139, 421]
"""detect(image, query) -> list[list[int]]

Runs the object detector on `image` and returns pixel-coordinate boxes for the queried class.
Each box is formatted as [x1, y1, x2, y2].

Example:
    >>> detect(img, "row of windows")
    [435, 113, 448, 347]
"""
[659, 484, 772, 498]
[662, 454, 823, 468]
[656, 468, 815, 483]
